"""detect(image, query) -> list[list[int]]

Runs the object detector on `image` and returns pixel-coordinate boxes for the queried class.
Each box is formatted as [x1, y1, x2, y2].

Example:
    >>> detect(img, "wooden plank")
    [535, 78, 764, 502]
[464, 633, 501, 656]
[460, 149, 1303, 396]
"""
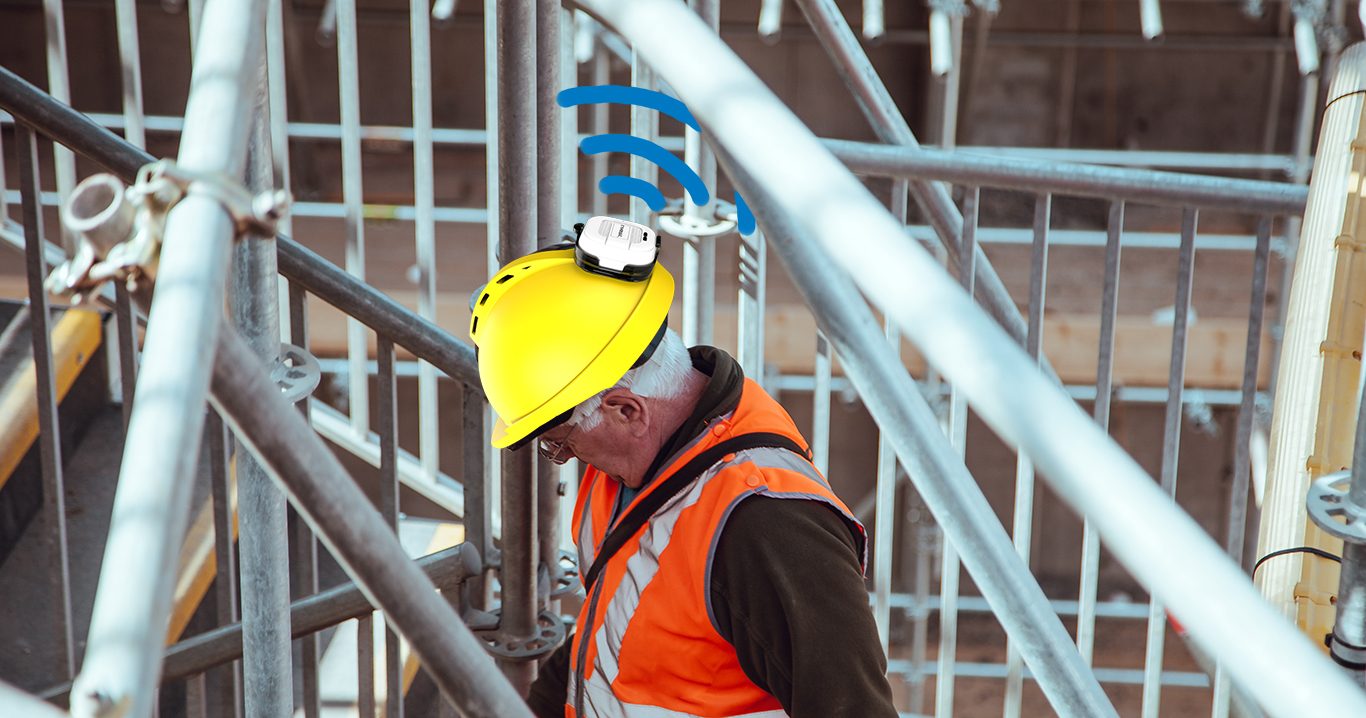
[167, 460, 238, 644]
[292, 293, 1273, 390]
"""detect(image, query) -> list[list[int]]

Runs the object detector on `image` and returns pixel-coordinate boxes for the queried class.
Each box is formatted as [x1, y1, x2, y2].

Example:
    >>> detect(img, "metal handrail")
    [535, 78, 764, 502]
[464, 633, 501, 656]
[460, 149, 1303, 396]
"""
[827, 139, 1309, 215]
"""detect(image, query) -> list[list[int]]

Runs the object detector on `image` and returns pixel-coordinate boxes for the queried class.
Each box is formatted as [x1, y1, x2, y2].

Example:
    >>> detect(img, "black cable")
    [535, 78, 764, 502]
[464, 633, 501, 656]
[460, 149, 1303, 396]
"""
[1251, 546, 1341, 578]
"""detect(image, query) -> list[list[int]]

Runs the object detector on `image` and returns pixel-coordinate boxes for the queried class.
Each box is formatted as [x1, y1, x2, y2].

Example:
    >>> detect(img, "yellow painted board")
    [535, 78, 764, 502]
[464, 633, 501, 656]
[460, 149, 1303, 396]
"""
[0, 309, 103, 486]
[166, 457, 239, 644]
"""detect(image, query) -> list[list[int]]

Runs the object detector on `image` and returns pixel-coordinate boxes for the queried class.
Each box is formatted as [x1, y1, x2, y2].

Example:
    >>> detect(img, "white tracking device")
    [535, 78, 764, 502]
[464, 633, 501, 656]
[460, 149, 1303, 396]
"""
[574, 216, 660, 282]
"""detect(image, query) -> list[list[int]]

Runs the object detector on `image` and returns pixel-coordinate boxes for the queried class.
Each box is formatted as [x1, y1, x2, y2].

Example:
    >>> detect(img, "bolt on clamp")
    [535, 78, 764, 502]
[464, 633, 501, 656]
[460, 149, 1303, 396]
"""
[46, 159, 291, 303]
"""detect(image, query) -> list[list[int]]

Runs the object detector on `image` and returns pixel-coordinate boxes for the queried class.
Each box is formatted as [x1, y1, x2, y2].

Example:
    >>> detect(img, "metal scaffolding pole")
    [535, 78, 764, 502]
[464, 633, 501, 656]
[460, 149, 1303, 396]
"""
[826, 138, 1307, 214]
[681, 0, 719, 349]
[0, 680, 67, 718]
[536, 0, 565, 615]
[1076, 200, 1125, 668]
[936, 185, 979, 718]
[17, 124, 75, 684]
[42, 0, 76, 253]
[69, 0, 267, 715]
[575, 1, 1366, 714]
[337, 0, 369, 438]
[1003, 192, 1051, 718]
[233, 55, 293, 718]
[1325, 381, 1366, 678]
[497, 0, 539, 694]
[411, 0, 441, 485]
[209, 327, 531, 717]
[538, 0, 562, 247]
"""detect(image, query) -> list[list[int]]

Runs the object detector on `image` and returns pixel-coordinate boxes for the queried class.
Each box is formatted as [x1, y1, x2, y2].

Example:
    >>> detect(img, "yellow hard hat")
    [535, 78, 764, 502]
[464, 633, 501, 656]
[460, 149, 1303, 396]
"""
[469, 247, 674, 449]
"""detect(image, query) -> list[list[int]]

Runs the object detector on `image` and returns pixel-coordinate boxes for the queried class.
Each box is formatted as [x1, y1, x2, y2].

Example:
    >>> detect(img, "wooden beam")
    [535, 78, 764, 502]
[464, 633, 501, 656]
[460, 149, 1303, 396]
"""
[292, 293, 1273, 390]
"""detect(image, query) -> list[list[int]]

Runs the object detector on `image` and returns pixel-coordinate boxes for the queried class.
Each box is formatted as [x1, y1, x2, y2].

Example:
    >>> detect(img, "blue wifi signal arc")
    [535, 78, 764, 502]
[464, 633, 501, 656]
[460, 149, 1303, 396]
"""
[579, 134, 709, 211]
[557, 84, 756, 236]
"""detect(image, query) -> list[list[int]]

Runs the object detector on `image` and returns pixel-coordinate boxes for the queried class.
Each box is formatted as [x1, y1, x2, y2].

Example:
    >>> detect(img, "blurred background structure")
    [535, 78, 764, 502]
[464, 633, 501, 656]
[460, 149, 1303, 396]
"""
[0, 0, 1364, 716]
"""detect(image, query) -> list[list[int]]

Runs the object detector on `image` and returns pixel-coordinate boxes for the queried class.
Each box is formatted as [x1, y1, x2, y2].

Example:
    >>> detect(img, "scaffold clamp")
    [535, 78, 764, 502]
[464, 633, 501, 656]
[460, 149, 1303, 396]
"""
[47, 160, 291, 302]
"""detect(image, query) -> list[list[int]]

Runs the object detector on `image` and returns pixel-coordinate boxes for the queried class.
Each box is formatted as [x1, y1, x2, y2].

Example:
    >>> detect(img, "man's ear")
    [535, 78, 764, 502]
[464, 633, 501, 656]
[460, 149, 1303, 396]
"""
[601, 389, 648, 435]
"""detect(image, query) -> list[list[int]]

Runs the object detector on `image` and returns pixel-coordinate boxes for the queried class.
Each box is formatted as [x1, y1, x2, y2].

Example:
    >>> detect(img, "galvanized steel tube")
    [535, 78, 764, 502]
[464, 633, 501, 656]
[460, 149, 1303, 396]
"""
[538, 0, 562, 246]
[378, 339, 403, 718]
[337, 0, 369, 437]
[210, 327, 530, 717]
[758, 0, 783, 42]
[1326, 356, 1366, 677]
[113, 0, 145, 149]
[1140, 208, 1198, 718]
[1077, 200, 1125, 666]
[412, 0, 441, 483]
[937, 184, 979, 718]
[285, 280, 319, 718]
[577, 2, 1366, 714]
[42, 0, 76, 252]
[825, 138, 1307, 215]
[811, 333, 831, 476]
[0, 680, 68, 718]
[536, 0, 564, 612]
[233, 67, 293, 718]
[1003, 193, 1051, 718]
[70, 1, 267, 715]
[17, 125, 75, 683]
[498, 0, 539, 694]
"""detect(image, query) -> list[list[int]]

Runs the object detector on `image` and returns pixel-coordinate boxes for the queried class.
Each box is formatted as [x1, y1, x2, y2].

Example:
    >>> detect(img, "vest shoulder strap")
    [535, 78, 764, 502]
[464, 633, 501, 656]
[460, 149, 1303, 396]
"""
[582, 432, 810, 591]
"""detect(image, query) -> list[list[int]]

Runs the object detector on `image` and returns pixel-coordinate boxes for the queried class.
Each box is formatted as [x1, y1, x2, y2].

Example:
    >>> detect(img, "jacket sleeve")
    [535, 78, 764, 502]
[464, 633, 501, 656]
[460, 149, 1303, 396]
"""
[710, 496, 899, 718]
[527, 637, 573, 718]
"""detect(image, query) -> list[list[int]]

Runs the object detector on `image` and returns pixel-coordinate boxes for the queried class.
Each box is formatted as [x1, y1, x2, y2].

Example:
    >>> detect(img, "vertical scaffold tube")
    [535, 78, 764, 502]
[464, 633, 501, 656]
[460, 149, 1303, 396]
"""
[536, 0, 565, 611]
[498, 0, 539, 694]
[233, 57, 292, 718]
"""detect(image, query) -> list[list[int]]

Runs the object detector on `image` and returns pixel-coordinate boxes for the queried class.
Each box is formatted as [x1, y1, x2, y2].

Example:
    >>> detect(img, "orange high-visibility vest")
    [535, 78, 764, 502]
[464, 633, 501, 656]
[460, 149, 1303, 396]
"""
[566, 378, 866, 717]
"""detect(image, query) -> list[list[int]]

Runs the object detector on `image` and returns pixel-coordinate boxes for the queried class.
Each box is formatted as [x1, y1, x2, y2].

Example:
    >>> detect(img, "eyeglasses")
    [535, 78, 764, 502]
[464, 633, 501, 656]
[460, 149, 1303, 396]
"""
[537, 423, 579, 465]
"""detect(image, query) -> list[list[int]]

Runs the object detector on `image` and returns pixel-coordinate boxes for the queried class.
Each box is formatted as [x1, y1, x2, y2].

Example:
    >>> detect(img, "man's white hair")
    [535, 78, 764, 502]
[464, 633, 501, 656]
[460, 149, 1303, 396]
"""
[572, 328, 692, 431]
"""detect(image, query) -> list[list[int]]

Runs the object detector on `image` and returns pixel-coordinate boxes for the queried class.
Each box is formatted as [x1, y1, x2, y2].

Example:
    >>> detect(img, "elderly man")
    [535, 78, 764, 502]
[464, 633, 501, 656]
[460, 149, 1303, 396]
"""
[470, 225, 896, 717]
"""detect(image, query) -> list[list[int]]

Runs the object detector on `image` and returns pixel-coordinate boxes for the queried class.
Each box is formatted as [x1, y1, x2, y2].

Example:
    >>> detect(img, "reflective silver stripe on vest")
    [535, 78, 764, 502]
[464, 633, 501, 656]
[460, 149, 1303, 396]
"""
[594, 458, 720, 683]
[581, 670, 789, 718]
[578, 471, 602, 573]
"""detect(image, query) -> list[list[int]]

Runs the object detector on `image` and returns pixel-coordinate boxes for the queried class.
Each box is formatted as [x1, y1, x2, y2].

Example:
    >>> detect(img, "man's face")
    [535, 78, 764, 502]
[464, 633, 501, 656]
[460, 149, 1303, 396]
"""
[537, 390, 651, 488]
